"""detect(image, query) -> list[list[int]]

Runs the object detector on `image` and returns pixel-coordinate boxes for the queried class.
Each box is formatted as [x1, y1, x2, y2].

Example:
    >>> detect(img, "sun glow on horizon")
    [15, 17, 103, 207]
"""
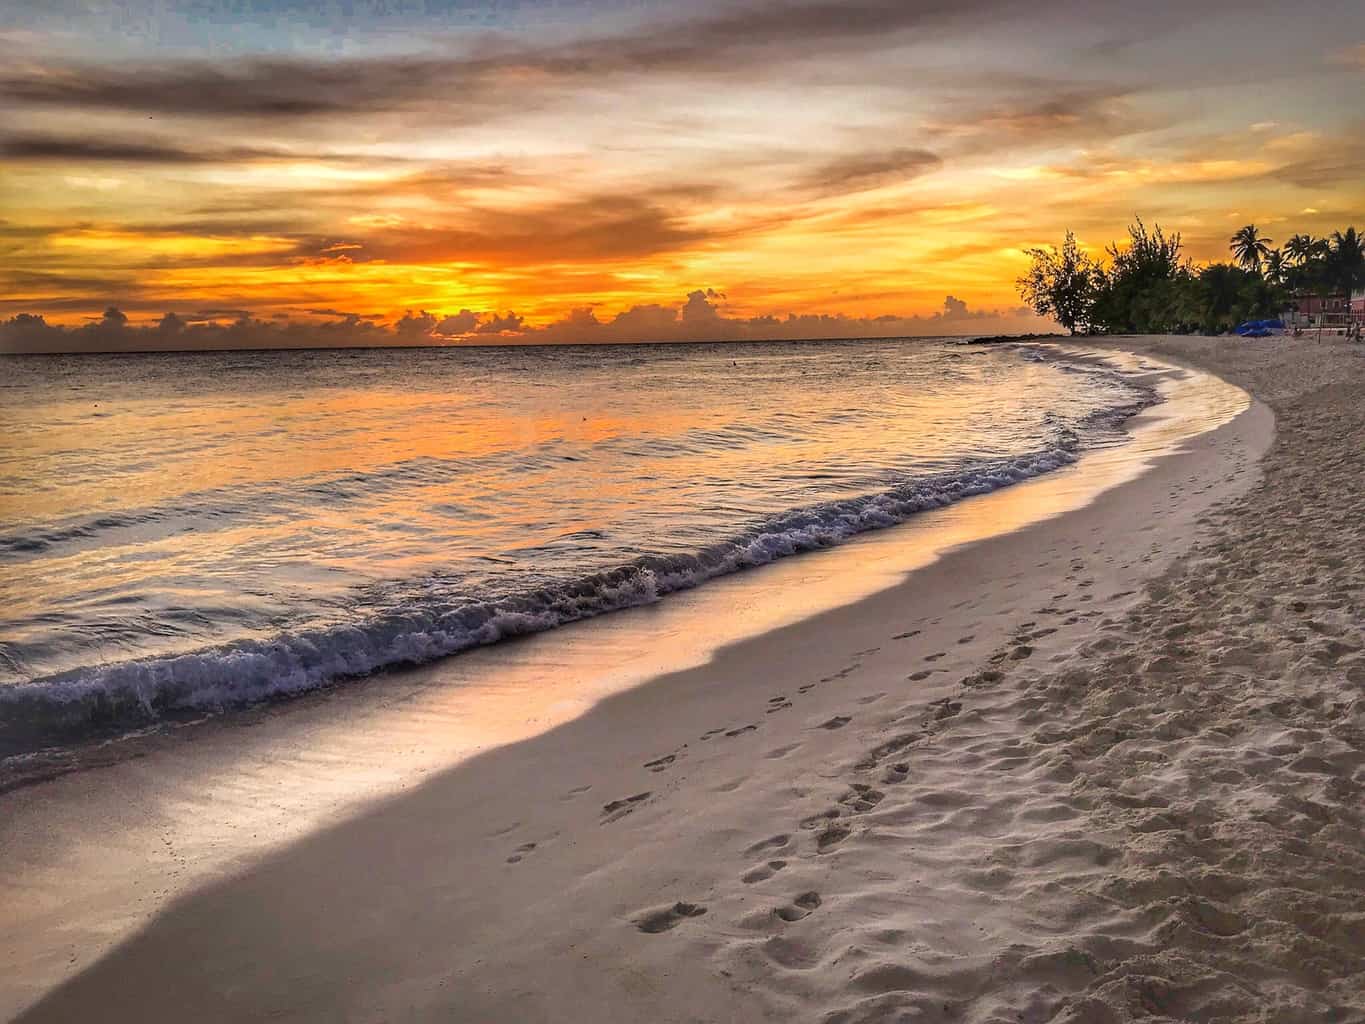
[1, 1, 1362, 349]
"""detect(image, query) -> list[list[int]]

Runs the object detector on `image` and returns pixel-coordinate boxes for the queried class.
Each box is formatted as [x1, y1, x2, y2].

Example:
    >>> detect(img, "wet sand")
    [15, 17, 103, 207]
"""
[5, 337, 1362, 1022]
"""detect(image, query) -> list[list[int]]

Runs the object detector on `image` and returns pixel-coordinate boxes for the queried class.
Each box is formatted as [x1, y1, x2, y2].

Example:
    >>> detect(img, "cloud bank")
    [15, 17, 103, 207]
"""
[0, 293, 1043, 354]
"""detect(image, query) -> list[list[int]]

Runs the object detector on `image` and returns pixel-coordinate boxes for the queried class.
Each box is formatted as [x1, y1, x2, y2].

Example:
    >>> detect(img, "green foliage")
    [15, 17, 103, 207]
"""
[1012, 217, 1359, 336]
[1284, 233, 1325, 265]
[1229, 224, 1273, 274]
[1279, 227, 1362, 303]
[1016, 231, 1102, 335]
[1090, 218, 1195, 333]
[1327, 228, 1364, 295]
[1263, 248, 1287, 286]
[1193, 263, 1280, 333]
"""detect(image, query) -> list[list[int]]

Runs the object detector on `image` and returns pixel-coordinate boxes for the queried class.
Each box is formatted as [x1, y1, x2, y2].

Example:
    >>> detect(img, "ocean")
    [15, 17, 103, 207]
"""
[0, 338, 1156, 751]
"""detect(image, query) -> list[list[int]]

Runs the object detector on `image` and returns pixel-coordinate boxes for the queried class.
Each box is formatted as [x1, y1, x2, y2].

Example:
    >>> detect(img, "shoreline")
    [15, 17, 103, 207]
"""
[6, 336, 1362, 1022]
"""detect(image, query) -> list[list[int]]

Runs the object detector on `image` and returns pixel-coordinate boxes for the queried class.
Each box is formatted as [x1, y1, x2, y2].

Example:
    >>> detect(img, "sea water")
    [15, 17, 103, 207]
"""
[0, 338, 1154, 744]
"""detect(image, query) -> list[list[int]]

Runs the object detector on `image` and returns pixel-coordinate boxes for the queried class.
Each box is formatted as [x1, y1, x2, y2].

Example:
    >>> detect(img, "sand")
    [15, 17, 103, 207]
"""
[5, 336, 1363, 1023]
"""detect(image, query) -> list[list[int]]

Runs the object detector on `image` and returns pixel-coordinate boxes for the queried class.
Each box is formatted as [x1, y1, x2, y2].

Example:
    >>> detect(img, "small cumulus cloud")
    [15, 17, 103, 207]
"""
[475, 311, 524, 334]
[434, 309, 480, 335]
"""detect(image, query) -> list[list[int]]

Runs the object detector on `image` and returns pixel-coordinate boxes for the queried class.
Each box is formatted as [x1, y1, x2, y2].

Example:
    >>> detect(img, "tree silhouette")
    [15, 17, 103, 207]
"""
[1284, 233, 1324, 265]
[1016, 231, 1102, 335]
[1263, 248, 1287, 285]
[1230, 224, 1272, 274]
[1328, 228, 1363, 294]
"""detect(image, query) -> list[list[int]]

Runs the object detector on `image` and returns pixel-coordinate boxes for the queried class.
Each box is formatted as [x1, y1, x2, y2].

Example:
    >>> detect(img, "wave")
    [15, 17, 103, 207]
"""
[0, 348, 1158, 743]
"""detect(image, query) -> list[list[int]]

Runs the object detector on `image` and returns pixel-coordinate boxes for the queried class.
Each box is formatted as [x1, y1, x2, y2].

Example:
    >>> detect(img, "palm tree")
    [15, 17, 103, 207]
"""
[1263, 248, 1287, 286]
[1230, 224, 1273, 274]
[1285, 233, 1320, 266]
[1328, 227, 1364, 294]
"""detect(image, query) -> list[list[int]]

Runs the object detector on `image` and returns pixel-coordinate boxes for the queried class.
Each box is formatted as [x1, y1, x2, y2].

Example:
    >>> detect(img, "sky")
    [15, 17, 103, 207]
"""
[1, 0, 1362, 350]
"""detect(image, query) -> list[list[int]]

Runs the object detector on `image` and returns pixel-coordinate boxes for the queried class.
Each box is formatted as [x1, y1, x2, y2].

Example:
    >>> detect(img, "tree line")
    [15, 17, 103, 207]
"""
[1017, 220, 1364, 335]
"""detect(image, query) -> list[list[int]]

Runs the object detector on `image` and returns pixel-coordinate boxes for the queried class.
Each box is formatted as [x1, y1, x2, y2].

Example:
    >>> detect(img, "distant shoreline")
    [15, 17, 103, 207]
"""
[963, 331, 1066, 344]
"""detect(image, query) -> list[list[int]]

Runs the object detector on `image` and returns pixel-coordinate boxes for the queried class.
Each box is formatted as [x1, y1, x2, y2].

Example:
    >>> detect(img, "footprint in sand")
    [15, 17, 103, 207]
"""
[892, 630, 921, 640]
[929, 698, 962, 721]
[742, 860, 788, 884]
[775, 892, 822, 922]
[839, 785, 884, 812]
[635, 901, 707, 934]
[924, 652, 946, 662]
[506, 841, 538, 864]
[816, 824, 851, 852]
[906, 669, 934, 681]
[765, 743, 803, 759]
[857, 692, 885, 705]
[725, 724, 759, 737]
[562, 785, 592, 800]
[883, 762, 910, 784]
[767, 701, 793, 714]
[817, 715, 852, 730]
[644, 754, 677, 772]
[745, 834, 792, 855]
[601, 792, 651, 823]
[821, 664, 861, 683]
[800, 808, 841, 829]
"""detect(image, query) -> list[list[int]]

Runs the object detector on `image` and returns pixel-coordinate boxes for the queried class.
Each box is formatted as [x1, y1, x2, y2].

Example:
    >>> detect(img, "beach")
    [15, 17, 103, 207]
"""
[3, 335, 1363, 1022]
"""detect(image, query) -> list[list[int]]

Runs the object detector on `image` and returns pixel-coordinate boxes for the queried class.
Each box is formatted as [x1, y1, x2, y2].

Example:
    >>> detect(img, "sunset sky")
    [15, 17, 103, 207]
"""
[1, 0, 1362, 349]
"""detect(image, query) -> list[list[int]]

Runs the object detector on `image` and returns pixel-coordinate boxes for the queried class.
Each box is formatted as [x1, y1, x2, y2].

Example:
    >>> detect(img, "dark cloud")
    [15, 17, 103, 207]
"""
[0, 133, 398, 165]
[0, 58, 435, 118]
[926, 85, 1145, 152]
[307, 308, 384, 320]
[312, 192, 718, 266]
[1, 135, 265, 164]
[798, 148, 942, 195]
[1, 268, 139, 293]
[0, 1, 1010, 121]
[1269, 132, 1365, 189]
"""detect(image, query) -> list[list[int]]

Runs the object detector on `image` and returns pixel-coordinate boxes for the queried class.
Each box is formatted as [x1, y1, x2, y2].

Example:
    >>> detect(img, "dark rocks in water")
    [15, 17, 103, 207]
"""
[962, 332, 1066, 345]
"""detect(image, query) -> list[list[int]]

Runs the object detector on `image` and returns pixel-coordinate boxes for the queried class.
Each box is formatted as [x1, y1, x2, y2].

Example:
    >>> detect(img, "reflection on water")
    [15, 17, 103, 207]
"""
[1, 340, 1150, 726]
